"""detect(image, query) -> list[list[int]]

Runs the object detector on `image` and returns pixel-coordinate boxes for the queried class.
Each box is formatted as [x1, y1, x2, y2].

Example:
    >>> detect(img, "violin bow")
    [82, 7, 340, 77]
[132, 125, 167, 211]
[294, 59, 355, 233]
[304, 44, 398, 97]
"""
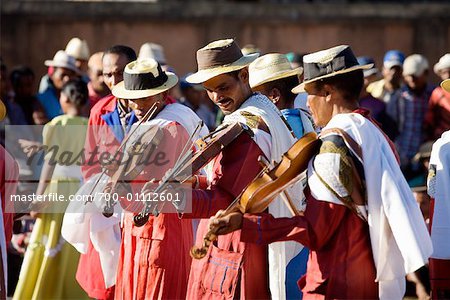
[142, 120, 205, 216]
[84, 102, 159, 204]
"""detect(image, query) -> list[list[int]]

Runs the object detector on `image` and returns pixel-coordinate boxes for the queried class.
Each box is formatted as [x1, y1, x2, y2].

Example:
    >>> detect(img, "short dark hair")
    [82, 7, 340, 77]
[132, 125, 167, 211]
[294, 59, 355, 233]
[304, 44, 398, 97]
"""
[227, 69, 242, 81]
[10, 66, 35, 88]
[61, 79, 88, 107]
[104, 45, 137, 63]
[262, 75, 299, 105]
[315, 70, 364, 101]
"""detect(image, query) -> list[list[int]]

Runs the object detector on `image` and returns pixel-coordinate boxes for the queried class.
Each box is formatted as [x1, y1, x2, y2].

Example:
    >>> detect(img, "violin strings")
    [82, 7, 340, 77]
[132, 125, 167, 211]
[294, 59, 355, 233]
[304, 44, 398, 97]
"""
[85, 102, 159, 202]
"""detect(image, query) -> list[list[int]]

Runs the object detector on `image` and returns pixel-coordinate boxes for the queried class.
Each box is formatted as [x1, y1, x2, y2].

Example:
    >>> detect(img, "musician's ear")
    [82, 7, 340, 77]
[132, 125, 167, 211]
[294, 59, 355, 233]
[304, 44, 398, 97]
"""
[270, 88, 281, 104]
[239, 67, 249, 83]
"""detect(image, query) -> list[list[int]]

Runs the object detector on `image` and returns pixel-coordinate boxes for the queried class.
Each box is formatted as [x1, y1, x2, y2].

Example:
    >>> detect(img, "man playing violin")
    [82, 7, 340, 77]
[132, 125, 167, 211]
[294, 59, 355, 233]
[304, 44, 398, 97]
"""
[182, 39, 302, 299]
[210, 45, 432, 299]
[107, 58, 208, 300]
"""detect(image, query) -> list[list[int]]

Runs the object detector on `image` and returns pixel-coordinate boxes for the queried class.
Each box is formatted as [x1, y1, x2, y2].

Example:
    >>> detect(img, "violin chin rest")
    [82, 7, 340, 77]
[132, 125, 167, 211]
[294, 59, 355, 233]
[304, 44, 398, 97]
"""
[133, 213, 149, 227]
[190, 246, 208, 259]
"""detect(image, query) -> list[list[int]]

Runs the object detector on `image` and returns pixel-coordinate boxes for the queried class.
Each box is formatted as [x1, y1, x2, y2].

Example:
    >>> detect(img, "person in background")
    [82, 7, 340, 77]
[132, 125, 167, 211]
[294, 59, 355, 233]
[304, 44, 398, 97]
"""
[248, 52, 314, 299]
[13, 79, 89, 300]
[287, 52, 309, 112]
[10, 66, 48, 125]
[424, 53, 450, 141]
[179, 75, 216, 130]
[393, 54, 434, 179]
[367, 50, 405, 116]
[37, 50, 80, 120]
[357, 56, 397, 140]
[87, 52, 109, 108]
[65, 37, 90, 77]
[74, 45, 138, 300]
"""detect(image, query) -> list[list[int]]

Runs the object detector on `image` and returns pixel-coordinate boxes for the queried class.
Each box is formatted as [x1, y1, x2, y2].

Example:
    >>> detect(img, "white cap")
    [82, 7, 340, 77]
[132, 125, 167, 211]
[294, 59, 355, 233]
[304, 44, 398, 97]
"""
[138, 43, 166, 65]
[433, 53, 450, 75]
[44, 50, 80, 74]
[403, 54, 429, 77]
[65, 37, 90, 61]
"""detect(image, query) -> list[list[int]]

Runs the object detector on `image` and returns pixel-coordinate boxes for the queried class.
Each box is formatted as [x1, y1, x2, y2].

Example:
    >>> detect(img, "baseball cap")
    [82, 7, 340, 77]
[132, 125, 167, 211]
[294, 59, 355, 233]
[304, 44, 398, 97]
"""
[403, 54, 429, 77]
[383, 50, 405, 69]
[357, 56, 378, 77]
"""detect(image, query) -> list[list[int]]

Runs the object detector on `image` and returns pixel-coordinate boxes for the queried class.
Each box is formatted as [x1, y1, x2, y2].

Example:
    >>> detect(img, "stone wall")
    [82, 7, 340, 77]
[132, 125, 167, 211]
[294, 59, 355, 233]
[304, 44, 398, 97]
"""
[2, 1, 450, 83]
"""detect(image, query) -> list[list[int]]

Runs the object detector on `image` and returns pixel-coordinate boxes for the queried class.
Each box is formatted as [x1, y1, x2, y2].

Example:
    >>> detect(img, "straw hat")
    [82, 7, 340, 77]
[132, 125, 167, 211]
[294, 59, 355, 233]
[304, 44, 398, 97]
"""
[186, 39, 259, 84]
[292, 45, 373, 93]
[249, 53, 303, 88]
[65, 37, 90, 61]
[112, 58, 178, 99]
[44, 50, 80, 74]
[442, 79, 450, 92]
[138, 43, 167, 65]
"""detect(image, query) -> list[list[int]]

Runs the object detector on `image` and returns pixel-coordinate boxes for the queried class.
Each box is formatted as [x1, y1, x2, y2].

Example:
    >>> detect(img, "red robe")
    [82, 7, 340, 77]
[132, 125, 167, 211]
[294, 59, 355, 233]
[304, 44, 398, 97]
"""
[429, 198, 450, 297]
[185, 133, 271, 299]
[241, 188, 378, 299]
[114, 122, 193, 300]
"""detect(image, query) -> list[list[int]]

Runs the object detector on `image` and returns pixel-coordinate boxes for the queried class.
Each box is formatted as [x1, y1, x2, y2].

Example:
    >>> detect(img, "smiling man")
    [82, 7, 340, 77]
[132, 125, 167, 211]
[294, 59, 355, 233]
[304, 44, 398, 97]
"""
[183, 39, 302, 299]
[209, 45, 432, 299]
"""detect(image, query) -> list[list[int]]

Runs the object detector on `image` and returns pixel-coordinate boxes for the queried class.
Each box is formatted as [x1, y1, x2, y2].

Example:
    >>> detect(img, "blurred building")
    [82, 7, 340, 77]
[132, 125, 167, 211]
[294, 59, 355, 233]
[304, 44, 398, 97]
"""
[1, 0, 450, 80]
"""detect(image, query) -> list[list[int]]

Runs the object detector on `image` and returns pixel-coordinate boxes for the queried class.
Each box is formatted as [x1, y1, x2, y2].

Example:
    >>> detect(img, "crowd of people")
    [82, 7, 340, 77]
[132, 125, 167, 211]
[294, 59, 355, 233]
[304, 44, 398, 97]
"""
[0, 36, 448, 299]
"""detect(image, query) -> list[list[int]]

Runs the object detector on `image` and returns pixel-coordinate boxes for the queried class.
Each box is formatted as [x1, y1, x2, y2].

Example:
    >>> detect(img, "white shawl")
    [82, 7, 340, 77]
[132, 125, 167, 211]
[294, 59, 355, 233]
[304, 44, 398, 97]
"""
[224, 93, 304, 300]
[62, 103, 208, 288]
[427, 130, 450, 259]
[308, 113, 432, 299]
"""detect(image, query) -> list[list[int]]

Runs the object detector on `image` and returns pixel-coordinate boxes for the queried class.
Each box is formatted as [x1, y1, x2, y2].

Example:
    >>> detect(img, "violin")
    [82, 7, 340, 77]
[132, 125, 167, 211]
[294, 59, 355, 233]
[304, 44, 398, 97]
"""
[190, 131, 321, 259]
[133, 122, 254, 226]
[102, 125, 164, 217]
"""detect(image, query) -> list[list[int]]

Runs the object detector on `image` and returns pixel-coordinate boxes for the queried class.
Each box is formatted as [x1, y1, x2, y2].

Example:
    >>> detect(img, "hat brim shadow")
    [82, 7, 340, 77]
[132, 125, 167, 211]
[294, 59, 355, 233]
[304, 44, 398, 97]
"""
[292, 64, 374, 94]
[186, 53, 259, 84]
[250, 67, 303, 89]
[112, 73, 178, 100]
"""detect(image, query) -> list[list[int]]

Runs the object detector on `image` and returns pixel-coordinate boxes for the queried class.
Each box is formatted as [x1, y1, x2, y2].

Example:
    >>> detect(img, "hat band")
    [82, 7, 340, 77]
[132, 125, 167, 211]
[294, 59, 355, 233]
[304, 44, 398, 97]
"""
[197, 42, 244, 70]
[304, 56, 348, 81]
[124, 69, 168, 91]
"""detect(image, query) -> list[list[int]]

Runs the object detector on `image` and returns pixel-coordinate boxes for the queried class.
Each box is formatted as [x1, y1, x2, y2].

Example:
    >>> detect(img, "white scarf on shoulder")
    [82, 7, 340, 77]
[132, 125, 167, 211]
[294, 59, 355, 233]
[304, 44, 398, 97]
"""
[308, 113, 432, 299]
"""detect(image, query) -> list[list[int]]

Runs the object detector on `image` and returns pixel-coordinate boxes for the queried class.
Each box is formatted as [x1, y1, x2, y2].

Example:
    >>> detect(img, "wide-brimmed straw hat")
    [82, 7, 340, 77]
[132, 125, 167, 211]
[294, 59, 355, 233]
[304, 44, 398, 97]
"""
[186, 39, 259, 84]
[292, 45, 373, 93]
[249, 53, 303, 88]
[44, 50, 81, 74]
[112, 58, 178, 99]
[442, 79, 450, 92]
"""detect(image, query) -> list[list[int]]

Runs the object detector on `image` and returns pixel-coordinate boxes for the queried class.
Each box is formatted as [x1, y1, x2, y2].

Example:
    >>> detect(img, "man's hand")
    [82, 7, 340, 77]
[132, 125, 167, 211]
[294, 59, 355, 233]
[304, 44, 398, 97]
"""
[209, 210, 244, 236]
